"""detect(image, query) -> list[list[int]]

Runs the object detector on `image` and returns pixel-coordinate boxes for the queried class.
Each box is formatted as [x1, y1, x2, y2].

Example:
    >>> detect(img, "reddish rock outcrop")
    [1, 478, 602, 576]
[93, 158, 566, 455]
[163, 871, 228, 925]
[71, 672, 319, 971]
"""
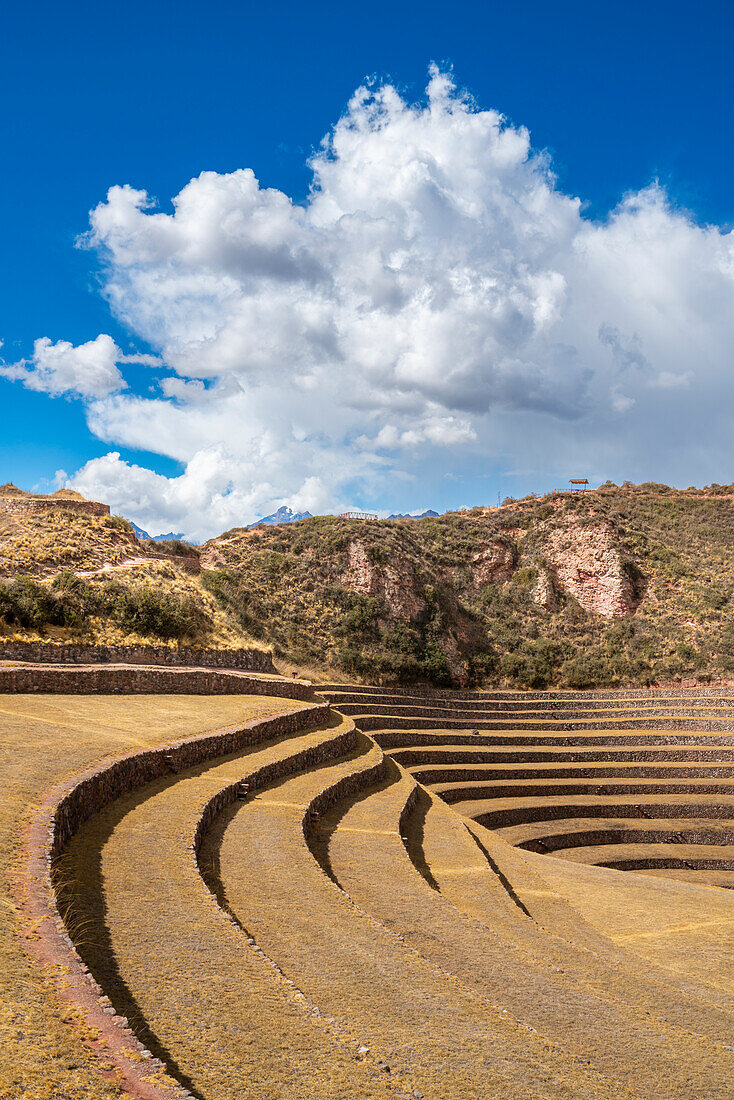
[341, 540, 425, 621]
[470, 540, 516, 586]
[531, 569, 558, 610]
[542, 517, 637, 618]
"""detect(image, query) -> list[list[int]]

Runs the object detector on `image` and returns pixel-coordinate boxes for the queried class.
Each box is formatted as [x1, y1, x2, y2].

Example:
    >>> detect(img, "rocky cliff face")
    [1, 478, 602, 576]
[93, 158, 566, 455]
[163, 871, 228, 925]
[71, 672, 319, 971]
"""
[201, 484, 734, 688]
[470, 540, 516, 586]
[540, 516, 637, 618]
[341, 540, 426, 622]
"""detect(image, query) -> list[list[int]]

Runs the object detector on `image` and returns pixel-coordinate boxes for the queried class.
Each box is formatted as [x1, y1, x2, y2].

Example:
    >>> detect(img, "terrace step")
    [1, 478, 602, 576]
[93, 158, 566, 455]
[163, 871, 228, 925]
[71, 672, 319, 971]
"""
[335, 701, 734, 719]
[632, 867, 734, 887]
[432, 777, 734, 801]
[318, 762, 734, 1096]
[520, 842, 734, 992]
[320, 685, 734, 702]
[409, 761, 734, 781]
[496, 816, 734, 851]
[416, 784, 734, 1027]
[377, 730, 734, 749]
[60, 714, 394, 1100]
[209, 738, 636, 1099]
[551, 840, 734, 869]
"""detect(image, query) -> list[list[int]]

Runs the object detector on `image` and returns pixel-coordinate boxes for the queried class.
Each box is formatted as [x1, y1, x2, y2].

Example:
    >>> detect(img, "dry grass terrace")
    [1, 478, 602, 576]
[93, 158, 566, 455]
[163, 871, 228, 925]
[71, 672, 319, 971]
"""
[8, 679, 734, 1099]
[0, 693, 298, 1100]
[60, 713, 395, 1100]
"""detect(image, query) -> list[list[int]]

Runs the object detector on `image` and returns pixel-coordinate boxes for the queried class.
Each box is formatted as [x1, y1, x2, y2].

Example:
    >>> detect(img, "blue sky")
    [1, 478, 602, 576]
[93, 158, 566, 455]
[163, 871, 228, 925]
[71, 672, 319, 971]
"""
[1, 1, 733, 536]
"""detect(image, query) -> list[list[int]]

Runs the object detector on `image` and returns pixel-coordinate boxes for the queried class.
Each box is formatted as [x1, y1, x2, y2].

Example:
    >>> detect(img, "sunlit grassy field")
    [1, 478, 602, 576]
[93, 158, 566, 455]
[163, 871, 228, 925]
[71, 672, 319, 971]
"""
[0, 693, 297, 1100]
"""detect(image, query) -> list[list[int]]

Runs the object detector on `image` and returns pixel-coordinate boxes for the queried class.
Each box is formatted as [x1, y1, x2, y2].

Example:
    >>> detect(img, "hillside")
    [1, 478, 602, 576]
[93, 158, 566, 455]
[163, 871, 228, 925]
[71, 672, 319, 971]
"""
[201, 482, 734, 688]
[0, 494, 265, 651]
[4, 480, 734, 686]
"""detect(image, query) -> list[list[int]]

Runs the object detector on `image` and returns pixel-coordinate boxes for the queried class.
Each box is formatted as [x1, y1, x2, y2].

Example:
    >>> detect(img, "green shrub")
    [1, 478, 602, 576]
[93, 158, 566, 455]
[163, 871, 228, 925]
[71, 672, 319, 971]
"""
[0, 576, 69, 629]
[339, 595, 380, 639]
[102, 584, 200, 640]
[500, 639, 563, 689]
[144, 538, 199, 559]
[512, 567, 537, 587]
[421, 642, 453, 686]
[108, 515, 135, 533]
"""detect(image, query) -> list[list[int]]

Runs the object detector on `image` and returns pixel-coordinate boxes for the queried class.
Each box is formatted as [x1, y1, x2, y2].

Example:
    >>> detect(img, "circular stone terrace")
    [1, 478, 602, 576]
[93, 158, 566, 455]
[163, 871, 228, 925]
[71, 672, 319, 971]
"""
[4, 658, 734, 1100]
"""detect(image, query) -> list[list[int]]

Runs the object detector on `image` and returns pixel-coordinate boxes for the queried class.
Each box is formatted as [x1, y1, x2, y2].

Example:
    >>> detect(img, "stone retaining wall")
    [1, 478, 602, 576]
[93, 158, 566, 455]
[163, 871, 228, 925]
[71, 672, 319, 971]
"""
[359, 715, 734, 734]
[302, 734, 387, 853]
[398, 782, 419, 842]
[437, 779, 734, 805]
[411, 763, 734, 783]
[192, 726, 358, 859]
[19, 699, 335, 1100]
[337, 702, 734, 721]
[322, 684, 734, 701]
[50, 702, 331, 859]
[334, 699, 734, 716]
[518, 826, 734, 852]
[0, 640, 274, 672]
[602, 856, 734, 871]
[474, 802, 734, 829]
[377, 731, 734, 753]
[0, 496, 110, 518]
[0, 663, 305, 696]
[389, 743, 734, 765]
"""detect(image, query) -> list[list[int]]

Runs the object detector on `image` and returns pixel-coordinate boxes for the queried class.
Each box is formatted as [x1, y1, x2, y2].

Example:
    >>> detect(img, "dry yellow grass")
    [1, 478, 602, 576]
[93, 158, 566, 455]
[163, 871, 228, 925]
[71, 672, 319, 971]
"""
[0, 506, 269, 650]
[78, 560, 266, 649]
[9, 680, 734, 1099]
[212, 735, 631, 1099]
[60, 713, 397, 1100]
[523, 844, 734, 989]
[0, 693, 297, 1100]
[0, 509, 140, 577]
[322, 763, 734, 1096]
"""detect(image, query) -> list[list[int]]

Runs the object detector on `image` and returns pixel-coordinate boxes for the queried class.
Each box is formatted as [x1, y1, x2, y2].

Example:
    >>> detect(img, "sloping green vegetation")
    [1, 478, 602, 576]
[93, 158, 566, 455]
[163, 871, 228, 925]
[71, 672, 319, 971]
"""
[0, 504, 265, 649]
[0, 562, 262, 649]
[0, 568, 206, 641]
[202, 484, 734, 689]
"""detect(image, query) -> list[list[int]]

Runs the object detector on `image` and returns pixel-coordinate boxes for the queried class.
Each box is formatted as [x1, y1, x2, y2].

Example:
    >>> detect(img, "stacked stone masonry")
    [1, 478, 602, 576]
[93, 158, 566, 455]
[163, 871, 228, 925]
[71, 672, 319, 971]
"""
[22, 678, 734, 1098]
[322, 683, 734, 884]
[0, 640, 274, 672]
[0, 495, 110, 518]
[50, 701, 330, 858]
[0, 663, 304, 696]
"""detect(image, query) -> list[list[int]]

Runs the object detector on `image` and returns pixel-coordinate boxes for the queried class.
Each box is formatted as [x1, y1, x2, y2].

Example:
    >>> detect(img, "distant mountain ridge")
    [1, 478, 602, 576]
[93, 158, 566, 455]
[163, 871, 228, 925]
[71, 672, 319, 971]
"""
[130, 506, 440, 540]
[129, 521, 186, 543]
[248, 506, 313, 528]
[387, 509, 439, 520]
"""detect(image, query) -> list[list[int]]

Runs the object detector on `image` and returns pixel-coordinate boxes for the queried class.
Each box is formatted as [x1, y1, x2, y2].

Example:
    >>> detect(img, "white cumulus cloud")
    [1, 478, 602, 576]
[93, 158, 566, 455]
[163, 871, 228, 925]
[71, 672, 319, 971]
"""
[6, 66, 734, 536]
[0, 334, 159, 398]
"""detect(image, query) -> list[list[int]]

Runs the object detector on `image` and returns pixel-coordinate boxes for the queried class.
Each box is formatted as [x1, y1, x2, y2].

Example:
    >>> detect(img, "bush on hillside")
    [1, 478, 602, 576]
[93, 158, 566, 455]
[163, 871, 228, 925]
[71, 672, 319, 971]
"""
[108, 515, 135, 534]
[0, 569, 204, 641]
[0, 576, 64, 629]
[102, 583, 201, 640]
[143, 538, 199, 558]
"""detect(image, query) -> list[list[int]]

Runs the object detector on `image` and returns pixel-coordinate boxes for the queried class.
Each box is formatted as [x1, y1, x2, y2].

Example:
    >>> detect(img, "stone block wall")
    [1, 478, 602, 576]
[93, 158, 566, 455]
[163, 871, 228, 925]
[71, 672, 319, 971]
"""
[0, 663, 307, 697]
[192, 726, 357, 859]
[50, 701, 331, 859]
[0, 496, 110, 518]
[0, 640, 274, 673]
[358, 714, 733, 734]
[22, 698, 333, 1100]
